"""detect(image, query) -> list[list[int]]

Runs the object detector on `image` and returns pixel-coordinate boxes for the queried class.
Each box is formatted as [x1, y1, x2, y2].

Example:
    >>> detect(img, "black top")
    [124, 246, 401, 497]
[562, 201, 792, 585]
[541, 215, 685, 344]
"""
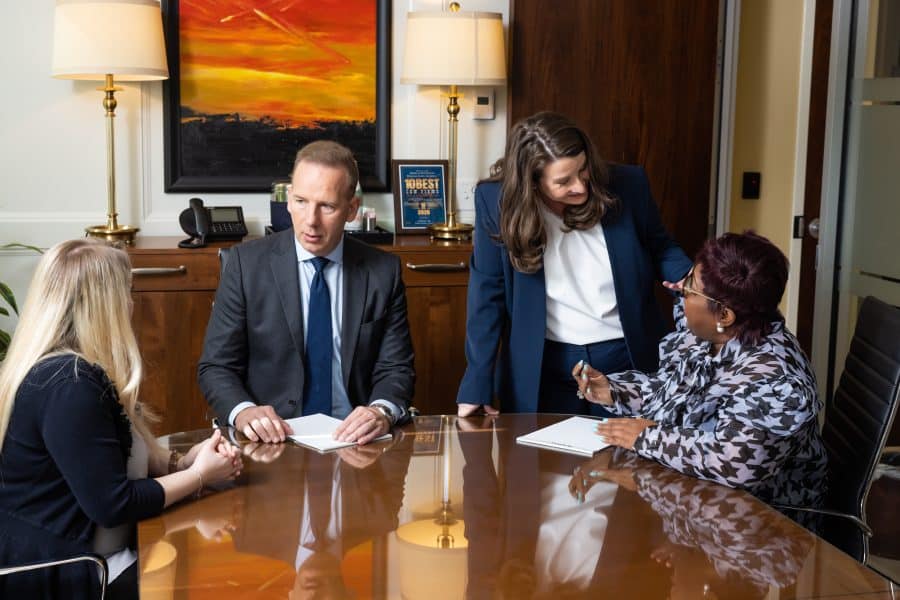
[0, 354, 165, 597]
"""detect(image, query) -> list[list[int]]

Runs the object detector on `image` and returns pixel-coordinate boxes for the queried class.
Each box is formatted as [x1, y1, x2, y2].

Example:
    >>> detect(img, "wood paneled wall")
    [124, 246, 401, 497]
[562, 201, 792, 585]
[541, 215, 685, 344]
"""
[508, 0, 721, 258]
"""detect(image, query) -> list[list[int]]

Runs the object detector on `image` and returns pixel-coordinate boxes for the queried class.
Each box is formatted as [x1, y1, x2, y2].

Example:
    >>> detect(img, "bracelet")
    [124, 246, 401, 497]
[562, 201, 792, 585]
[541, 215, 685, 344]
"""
[168, 450, 184, 474]
[195, 469, 204, 496]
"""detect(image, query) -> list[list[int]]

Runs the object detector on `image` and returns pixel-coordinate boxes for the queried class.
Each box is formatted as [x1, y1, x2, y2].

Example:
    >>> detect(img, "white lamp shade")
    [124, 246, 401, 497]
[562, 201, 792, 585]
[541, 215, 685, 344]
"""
[401, 11, 506, 86]
[52, 0, 168, 81]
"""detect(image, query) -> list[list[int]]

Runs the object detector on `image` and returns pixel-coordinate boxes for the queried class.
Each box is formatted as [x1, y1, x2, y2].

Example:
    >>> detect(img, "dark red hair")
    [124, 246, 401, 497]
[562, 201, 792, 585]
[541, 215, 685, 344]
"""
[694, 231, 788, 345]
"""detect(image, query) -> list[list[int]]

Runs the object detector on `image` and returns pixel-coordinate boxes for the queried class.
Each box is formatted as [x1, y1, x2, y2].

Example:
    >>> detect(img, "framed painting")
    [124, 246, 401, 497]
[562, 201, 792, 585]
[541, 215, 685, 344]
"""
[391, 159, 449, 234]
[161, 0, 391, 193]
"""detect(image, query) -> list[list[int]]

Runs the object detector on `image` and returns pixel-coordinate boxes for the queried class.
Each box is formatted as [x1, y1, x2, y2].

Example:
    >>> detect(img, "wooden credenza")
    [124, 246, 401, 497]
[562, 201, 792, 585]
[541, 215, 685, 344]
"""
[128, 235, 471, 435]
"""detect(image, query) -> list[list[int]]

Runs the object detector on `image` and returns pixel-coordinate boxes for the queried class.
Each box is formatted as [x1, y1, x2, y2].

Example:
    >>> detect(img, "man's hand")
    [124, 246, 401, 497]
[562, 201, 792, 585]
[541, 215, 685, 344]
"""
[234, 405, 293, 443]
[334, 406, 391, 445]
[457, 402, 500, 417]
[242, 441, 286, 463]
[336, 442, 389, 469]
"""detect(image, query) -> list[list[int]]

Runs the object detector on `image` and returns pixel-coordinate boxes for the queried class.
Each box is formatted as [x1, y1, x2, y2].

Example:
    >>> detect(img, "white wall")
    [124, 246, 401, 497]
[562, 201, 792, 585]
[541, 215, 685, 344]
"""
[728, 0, 814, 327]
[0, 0, 509, 333]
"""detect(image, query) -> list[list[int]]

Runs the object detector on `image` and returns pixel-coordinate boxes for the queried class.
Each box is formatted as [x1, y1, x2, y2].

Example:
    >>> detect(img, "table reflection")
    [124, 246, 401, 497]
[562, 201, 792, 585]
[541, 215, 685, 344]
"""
[140, 416, 894, 599]
[573, 451, 814, 600]
[457, 415, 669, 599]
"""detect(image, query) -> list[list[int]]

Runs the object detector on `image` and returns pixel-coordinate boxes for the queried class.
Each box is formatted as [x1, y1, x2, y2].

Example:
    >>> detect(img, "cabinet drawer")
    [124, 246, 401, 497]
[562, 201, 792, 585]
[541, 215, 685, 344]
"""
[130, 253, 220, 292]
[399, 251, 471, 287]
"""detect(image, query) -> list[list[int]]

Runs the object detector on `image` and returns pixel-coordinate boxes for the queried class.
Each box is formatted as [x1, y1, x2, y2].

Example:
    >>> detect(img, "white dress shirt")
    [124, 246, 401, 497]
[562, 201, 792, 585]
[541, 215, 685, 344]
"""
[534, 472, 617, 593]
[540, 206, 624, 345]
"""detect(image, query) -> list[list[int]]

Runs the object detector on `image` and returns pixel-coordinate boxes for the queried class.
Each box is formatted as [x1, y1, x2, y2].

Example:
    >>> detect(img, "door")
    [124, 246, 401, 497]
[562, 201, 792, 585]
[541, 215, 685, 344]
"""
[797, 0, 834, 356]
[508, 0, 721, 259]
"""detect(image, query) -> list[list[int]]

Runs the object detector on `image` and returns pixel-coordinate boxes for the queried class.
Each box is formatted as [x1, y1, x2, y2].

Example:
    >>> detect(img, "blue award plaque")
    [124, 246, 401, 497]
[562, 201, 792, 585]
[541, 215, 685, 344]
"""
[392, 160, 449, 234]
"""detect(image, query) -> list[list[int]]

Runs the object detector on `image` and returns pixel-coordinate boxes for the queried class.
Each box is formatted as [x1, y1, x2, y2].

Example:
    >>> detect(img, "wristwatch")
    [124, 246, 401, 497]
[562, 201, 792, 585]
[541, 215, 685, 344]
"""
[371, 404, 394, 426]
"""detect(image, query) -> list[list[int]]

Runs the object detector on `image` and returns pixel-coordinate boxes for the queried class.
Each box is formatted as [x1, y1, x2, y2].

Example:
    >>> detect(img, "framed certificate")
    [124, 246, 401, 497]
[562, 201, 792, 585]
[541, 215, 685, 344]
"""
[392, 160, 449, 234]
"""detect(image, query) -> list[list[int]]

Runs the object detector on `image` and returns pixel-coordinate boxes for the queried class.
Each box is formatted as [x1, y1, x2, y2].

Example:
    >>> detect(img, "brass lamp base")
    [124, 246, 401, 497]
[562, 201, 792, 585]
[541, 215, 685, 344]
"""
[85, 224, 140, 245]
[429, 222, 473, 241]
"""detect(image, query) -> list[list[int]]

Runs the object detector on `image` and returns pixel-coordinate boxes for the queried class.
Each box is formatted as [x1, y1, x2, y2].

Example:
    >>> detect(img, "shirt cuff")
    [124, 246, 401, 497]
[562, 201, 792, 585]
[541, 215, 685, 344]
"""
[370, 399, 404, 426]
[228, 401, 257, 427]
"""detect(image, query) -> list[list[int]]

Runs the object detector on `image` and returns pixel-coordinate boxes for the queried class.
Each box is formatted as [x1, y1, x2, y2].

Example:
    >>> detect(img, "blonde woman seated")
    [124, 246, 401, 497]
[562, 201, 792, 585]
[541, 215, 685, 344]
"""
[574, 232, 826, 506]
[0, 239, 242, 600]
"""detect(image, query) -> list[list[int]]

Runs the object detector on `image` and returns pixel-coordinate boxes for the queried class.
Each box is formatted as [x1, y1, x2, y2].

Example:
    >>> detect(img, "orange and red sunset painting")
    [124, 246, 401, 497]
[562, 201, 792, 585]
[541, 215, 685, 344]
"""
[179, 0, 376, 127]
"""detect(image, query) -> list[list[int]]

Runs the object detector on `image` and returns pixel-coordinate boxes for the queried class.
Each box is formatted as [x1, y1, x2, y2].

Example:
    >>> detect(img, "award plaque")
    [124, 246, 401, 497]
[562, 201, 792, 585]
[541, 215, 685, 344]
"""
[392, 160, 449, 234]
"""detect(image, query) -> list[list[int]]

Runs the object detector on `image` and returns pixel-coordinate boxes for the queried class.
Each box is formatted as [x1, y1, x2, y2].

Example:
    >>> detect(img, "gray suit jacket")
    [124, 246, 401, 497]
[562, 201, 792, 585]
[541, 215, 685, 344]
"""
[198, 229, 415, 423]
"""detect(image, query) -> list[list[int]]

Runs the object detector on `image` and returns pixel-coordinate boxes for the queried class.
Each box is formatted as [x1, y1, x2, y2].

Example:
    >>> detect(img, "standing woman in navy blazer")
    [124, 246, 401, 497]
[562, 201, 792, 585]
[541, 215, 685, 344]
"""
[457, 112, 693, 416]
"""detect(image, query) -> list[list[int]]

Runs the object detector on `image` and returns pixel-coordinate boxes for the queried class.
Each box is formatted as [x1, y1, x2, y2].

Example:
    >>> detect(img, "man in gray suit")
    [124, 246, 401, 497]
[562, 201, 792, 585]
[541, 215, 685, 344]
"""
[199, 141, 415, 444]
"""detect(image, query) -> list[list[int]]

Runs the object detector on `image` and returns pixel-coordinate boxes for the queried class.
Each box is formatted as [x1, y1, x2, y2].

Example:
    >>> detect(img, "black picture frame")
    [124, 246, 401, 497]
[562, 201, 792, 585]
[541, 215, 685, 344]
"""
[391, 159, 450, 234]
[161, 1, 391, 193]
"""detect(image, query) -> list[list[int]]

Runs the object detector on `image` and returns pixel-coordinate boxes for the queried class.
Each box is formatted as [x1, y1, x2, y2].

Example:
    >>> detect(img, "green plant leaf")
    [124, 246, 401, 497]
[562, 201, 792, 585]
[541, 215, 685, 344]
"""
[0, 306, 9, 317]
[1, 243, 44, 254]
[0, 329, 10, 362]
[0, 282, 18, 315]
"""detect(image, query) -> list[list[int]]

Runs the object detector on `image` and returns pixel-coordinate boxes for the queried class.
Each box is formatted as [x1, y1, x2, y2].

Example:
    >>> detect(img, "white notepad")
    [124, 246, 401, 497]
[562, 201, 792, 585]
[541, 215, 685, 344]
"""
[515, 416, 610, 457]
[284, 413, 391, 453]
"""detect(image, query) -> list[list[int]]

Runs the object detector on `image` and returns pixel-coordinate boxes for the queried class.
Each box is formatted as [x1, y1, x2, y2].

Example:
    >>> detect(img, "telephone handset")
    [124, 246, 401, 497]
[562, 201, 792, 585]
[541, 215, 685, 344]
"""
[178, 198, 248, 249]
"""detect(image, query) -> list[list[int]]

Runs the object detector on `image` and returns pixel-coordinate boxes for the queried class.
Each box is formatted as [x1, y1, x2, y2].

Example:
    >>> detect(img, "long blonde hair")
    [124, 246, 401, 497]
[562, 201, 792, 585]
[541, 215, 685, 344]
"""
[0, 239, 157, 450]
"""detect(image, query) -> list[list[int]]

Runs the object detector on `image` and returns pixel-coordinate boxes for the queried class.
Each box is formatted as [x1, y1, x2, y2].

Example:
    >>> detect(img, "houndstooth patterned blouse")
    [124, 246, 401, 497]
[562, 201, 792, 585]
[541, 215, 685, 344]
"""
[633, 465, 813, 591]
[606, 300, 828, 506]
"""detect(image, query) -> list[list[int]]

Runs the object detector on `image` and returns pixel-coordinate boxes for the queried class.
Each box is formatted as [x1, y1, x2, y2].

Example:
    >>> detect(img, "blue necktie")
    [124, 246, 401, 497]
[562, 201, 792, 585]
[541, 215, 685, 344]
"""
[303, 256, 332, 416]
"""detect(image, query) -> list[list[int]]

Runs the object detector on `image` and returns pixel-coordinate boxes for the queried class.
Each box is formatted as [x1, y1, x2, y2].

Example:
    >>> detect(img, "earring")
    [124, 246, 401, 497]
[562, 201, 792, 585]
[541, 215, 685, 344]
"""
[716, 322, 725, 334]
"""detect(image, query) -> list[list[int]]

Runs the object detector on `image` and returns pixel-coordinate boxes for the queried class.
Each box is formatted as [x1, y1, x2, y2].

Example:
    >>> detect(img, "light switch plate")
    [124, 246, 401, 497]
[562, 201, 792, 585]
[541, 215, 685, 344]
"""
[472, 88, 495, 120]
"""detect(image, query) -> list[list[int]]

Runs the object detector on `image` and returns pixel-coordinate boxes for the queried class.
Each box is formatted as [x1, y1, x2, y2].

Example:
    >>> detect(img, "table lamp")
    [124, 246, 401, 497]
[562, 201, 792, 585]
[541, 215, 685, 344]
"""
[401, 2, 506, 241]
[52, 0, 169, 244]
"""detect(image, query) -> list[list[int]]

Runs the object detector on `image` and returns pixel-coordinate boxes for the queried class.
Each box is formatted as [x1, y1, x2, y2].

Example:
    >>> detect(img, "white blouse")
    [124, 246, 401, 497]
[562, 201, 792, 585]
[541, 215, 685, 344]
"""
[540, 206, 624, 344]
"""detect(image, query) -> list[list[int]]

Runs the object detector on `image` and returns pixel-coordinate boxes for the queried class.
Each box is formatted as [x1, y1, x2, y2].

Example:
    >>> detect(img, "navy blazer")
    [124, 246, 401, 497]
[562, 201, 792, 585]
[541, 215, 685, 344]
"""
[457, 164, 692, 413]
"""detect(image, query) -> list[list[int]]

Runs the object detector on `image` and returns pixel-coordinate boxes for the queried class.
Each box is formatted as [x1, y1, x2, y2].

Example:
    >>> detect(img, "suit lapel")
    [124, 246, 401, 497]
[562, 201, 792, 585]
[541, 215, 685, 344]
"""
[601, 213, 627, 312]
[270, 231, 305, 360]
[341, 237, 369, 388]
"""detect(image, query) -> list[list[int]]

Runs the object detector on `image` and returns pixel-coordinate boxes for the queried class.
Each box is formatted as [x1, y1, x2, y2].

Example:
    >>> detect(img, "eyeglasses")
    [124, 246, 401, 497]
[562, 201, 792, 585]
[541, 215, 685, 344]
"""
[681, 267, 724, 306]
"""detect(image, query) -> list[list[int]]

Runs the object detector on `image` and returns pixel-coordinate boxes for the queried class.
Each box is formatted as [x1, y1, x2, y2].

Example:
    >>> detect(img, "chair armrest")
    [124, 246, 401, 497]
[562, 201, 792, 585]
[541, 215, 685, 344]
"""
[0, 553, 108, 597]
[773, 504, 874, 537]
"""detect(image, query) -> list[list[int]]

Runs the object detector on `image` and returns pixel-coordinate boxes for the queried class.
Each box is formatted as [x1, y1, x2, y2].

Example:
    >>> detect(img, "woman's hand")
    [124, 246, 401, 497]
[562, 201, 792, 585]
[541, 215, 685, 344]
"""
[571, 361, 612, 405]
[189, 430, 242, 486]
[179, 432, 234, 470]
[569, 466, 637, 500]
[596, 418, 657, 450]
[662, 275, 687, 293]
[457, 402, 500, 417]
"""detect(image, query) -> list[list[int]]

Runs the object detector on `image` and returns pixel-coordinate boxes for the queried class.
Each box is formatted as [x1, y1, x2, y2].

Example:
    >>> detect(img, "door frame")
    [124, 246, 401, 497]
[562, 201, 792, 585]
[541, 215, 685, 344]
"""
[811, 0, 854, 401]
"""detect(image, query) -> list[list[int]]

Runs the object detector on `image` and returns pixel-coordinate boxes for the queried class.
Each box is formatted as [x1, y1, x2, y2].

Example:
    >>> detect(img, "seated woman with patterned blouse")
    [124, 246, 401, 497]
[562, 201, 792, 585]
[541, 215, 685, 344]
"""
[574, 231, 827, 506]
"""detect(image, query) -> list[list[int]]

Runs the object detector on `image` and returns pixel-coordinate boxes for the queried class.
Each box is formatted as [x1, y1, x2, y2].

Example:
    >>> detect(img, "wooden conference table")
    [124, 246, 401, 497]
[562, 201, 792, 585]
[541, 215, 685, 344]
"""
[137, 414, 895, 599]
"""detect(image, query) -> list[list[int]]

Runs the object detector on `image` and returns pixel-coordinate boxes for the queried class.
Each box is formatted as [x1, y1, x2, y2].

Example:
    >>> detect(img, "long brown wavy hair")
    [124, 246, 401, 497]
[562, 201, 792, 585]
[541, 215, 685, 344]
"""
[489, 111, 618, 273]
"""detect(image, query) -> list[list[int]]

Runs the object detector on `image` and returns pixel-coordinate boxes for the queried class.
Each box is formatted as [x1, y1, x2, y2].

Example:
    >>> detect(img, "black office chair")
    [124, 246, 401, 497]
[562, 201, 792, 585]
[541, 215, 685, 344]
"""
[0, 553, 108, 599]
[777, 296, 900, 563]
